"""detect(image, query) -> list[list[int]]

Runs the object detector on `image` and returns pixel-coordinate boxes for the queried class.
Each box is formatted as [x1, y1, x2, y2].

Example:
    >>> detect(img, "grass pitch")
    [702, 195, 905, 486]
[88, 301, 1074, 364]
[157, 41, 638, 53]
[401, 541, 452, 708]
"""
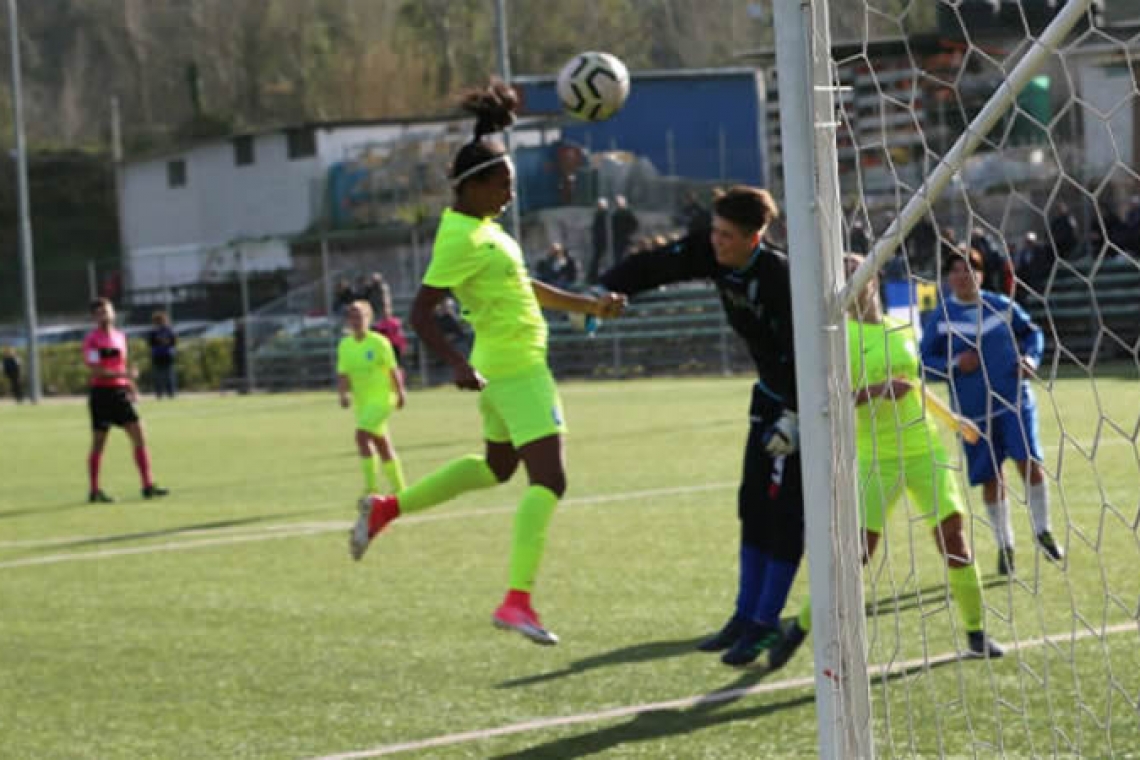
[1, 374, 1137, 758]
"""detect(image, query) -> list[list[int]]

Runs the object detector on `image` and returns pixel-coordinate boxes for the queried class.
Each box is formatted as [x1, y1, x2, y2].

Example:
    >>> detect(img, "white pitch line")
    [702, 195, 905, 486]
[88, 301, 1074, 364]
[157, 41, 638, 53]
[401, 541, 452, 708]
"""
[0, 482, 735, 570]
[311, 622, 1139, 760]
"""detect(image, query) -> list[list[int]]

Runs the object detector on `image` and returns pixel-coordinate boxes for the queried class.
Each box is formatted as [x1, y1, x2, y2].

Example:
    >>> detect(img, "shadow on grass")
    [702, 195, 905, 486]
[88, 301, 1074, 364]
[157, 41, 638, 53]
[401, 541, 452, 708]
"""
[491, 668, 808, 759]
[491, 654, 962, 759]
[497, 637, 707, 689]
[29, 511, 325, 551]
[866, 578, 1006, 617]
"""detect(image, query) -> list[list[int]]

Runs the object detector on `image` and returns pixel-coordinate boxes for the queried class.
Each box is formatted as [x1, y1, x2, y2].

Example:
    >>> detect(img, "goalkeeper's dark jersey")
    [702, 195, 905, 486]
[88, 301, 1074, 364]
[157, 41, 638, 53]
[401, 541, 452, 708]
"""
[599, 230, 797, 410]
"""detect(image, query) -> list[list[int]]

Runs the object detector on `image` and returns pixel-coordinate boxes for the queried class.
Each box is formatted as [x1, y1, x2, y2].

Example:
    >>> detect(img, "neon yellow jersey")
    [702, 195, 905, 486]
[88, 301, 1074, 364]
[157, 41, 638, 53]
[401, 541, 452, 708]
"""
[337, 331, 397, 407]
[423, 208, 547, 379]
[848, 316, 940, 460]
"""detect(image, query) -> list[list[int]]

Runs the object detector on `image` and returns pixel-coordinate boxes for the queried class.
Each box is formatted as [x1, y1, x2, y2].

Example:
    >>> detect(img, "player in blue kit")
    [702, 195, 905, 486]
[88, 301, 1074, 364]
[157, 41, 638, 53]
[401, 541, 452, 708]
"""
[920, 248, 1063, 575]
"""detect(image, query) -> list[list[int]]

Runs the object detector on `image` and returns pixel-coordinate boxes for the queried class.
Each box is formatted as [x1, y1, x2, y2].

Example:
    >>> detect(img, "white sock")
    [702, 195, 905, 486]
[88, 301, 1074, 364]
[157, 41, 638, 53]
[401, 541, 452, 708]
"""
[985, 500, 1014, 549]
[1028, 481, 1051, 535]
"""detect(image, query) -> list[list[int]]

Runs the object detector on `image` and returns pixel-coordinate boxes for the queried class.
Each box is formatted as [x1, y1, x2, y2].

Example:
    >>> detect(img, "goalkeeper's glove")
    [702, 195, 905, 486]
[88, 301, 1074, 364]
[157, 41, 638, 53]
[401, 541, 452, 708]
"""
[763, 410, 799, 456]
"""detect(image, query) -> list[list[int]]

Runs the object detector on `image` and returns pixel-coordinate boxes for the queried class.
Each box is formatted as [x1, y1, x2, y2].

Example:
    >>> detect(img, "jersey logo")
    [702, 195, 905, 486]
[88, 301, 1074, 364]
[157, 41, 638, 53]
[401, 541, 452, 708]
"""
[366, 350, 375, 361]
[551, 405, 564, 426]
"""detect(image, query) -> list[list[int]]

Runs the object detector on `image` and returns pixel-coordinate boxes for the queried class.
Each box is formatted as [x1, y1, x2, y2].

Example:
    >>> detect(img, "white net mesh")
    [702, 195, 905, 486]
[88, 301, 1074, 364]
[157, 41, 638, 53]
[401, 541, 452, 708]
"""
[792, 1, 1140, 756]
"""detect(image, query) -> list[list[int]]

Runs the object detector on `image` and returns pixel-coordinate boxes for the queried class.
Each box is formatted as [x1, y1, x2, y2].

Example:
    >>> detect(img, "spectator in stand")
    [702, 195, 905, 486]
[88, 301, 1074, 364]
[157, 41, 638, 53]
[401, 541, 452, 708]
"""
[434, 297, 471, 356]
[372, 283, 409, 365]
[1014, 231, 1050, 297]
[148, 311, 178, 399]
[675, 190, 711, 233]
[848, 219, 870, 254]
[906, 215, 938, 272]
[2, 346, 21, 403]
[588, 197, 610, 283]
[972, 227, 1015, 297]
[334, 279, 357, 314]
[1048, 202, 1079, 262]
[612, 195, 641, 265]
[536, 243, 581, 291]
[360, 273, 388, 315]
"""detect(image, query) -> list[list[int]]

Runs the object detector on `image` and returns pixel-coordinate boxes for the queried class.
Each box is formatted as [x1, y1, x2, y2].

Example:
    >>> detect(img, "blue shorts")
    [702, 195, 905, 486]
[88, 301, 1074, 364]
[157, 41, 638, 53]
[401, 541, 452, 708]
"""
[963, 404, 1043, 485]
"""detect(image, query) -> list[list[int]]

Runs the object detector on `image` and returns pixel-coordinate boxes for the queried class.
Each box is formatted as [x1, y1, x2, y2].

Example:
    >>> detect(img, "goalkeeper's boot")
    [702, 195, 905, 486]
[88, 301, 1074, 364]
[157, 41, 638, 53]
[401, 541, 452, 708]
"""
[142, 484, 169, 499]
[88, 489, 115, 504]
[997, 546, 1015, 577]
[350, 494, 399, 561]
[696, 614, 748, 652]
[721, 621, 781, 667]
[492, 601, 559, 646]
[967, 630, 1005, 659]
[768, 620, 808, 672]
[1035, 531, 1064, 563]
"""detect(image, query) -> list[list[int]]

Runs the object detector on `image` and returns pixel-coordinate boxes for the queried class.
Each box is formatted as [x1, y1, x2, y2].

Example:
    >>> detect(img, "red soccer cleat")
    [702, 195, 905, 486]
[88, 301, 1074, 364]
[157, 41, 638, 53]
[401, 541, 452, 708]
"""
[492, 601, 559, 646]
[349, 494, 400, 561]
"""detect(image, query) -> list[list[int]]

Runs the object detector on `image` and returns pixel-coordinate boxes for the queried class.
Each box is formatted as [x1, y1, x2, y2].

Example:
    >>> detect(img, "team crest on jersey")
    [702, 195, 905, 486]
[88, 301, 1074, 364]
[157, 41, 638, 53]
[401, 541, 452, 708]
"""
[366, 350, 374, 361]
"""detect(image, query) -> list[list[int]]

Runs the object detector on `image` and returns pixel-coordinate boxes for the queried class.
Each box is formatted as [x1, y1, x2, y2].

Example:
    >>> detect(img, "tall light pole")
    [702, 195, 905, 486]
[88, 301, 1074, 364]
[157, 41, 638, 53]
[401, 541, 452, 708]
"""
[8, 0, 41, 402]
[494, 0, 523, 244]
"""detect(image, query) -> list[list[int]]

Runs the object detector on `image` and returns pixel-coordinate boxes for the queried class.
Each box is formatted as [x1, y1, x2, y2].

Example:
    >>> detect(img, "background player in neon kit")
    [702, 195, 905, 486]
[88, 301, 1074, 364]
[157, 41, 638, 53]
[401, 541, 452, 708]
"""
[769, 254, 1004, 670]
[337, 299, 407, 496]
[920, 248, 1061, 576]
[83, 298, 169, 503]
[350, 81, 626, 646]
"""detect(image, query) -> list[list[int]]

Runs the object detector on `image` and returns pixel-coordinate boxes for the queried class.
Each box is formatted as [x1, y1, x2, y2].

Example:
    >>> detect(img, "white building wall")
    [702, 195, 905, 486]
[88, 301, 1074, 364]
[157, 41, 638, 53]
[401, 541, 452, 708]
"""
[1078, 61, 1135, 177]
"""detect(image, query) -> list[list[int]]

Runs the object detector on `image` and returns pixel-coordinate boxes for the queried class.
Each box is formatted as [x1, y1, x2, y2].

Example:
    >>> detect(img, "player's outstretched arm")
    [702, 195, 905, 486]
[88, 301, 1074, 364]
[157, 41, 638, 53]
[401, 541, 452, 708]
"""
[598, 229, 719, 298]
[531, 280, 626, 318]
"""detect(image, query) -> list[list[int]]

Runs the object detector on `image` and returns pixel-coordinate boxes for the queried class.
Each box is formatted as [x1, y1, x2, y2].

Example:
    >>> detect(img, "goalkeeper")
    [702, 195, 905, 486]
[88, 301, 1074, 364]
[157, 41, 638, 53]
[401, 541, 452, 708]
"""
[769, 254, 1005, 670]
[599, 186, 804, 667]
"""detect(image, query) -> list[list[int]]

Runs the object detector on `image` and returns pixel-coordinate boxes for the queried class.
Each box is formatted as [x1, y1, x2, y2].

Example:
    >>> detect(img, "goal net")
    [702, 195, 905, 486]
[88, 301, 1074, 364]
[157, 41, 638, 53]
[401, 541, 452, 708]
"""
[774, 1, 1140, 756]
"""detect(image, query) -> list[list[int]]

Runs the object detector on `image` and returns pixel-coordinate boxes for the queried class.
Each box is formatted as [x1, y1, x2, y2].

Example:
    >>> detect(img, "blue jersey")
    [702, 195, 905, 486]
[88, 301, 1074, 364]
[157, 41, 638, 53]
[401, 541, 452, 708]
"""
[919, 291, 1044, 421]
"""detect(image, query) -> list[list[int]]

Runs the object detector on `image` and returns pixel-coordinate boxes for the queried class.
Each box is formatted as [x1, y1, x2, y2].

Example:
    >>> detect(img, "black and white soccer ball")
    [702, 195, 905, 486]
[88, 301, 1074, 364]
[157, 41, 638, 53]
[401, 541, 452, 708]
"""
[556, 52, 630, 122]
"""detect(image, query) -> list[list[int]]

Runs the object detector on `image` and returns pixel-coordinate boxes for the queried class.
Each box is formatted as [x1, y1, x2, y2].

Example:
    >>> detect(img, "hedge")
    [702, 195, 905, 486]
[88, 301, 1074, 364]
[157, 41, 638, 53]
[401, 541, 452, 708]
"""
[13, 337, 236, 396]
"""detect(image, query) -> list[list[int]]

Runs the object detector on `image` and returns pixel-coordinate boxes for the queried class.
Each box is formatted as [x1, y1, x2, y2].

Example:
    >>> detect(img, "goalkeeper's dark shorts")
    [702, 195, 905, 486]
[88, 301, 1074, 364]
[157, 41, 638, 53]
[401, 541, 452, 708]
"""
[738, 382, 804, 564]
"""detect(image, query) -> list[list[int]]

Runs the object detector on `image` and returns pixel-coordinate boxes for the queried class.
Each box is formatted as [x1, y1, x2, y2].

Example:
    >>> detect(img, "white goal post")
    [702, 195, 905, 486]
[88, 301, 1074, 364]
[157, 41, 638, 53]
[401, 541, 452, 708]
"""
[773, 1, 1103, 758]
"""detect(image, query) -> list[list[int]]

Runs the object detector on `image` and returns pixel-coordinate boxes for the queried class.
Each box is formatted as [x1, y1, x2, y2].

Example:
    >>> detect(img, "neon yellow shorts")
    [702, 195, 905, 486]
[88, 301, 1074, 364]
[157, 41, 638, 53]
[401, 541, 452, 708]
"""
[354, 401, 392, 436]
[858, 448, 963, 534]
[478, 365, 567, 447]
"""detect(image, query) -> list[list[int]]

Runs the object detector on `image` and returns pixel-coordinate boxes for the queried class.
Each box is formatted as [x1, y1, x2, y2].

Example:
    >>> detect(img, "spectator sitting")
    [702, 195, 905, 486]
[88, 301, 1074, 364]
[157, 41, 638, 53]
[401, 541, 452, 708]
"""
[360, 272, 387, 315]
[536, 243, 581, 290]
[972, 227, 1014, 296]
[848, 220, 870, 254]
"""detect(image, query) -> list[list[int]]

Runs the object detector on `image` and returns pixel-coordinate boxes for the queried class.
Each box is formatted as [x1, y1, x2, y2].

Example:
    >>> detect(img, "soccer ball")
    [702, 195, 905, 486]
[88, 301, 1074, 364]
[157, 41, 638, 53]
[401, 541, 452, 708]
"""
[556, 52, 630, 122]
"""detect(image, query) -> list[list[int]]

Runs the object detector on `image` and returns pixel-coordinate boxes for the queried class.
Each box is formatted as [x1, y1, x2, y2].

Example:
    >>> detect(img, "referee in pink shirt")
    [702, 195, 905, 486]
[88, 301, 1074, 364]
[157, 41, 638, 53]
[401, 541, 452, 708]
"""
[82, 298, 169, 503]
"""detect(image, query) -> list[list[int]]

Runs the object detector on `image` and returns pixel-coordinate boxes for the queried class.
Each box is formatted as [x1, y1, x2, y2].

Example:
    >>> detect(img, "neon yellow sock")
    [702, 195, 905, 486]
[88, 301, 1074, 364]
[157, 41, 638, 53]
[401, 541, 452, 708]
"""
[797, 596, 812, 633]
[397, 455, 498, 514]
[948, 564, 984, 632]
[360, 455, 378, 493]
[507, 485, 559, 592]
[381, 457, 406, 493]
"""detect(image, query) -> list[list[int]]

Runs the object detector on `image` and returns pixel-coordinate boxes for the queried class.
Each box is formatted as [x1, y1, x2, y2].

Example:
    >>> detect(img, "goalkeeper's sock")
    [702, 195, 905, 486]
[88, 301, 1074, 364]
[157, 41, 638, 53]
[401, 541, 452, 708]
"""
[984, 499, 1014, 549]
[506, 486, 560, 592]
[397, 455, 498, 514]
[381, 456, 406, 493]
[360, 454, 379, 493]
[734, 544, 768, 621]
[948, 563, 984, 632]
[1027, 481, 1051, 536]
[796, 596, 812, 634]
[752, 556, 798, 626]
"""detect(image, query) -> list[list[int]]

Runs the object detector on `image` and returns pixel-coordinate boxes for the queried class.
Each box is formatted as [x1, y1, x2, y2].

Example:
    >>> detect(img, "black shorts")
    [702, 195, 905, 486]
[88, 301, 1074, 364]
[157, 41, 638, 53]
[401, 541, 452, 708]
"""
[89, 386, 139, 432]
[738, 383, 805, 564]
